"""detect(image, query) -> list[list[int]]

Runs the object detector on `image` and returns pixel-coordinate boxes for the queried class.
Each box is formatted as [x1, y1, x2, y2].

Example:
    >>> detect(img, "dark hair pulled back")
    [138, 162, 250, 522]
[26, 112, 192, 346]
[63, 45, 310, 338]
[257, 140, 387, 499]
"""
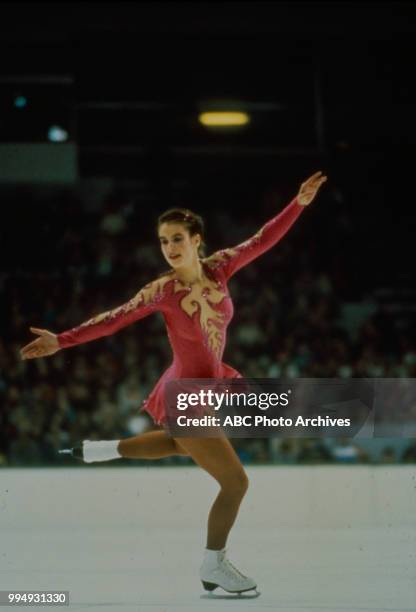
[157, 208, 206, 257]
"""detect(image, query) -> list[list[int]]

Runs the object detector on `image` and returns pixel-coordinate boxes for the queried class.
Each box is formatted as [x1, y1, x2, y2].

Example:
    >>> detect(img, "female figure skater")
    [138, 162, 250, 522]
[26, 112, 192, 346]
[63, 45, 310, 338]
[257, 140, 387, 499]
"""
[20, 171, 327, 595]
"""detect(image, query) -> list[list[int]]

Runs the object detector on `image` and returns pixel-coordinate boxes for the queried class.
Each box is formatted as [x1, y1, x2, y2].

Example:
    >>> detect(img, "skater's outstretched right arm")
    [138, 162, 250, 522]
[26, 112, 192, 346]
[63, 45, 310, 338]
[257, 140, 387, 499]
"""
[20, 278, 168, 359]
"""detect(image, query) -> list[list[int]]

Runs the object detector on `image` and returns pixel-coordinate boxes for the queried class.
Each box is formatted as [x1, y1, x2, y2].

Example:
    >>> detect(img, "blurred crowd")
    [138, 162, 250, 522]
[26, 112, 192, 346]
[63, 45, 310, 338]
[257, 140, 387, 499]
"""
[0, 182, 415, 466]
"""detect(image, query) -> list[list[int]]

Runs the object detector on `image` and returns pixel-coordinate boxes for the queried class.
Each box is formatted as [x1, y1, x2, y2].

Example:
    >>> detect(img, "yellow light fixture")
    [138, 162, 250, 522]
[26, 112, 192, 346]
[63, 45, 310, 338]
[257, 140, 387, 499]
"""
[198, 111, 250, 127]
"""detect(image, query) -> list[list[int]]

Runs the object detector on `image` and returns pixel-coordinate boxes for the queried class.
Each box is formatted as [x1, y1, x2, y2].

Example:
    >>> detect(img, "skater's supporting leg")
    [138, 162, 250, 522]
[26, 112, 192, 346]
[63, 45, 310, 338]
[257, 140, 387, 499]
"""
[173, 436, 249, 550]
[118, 430, 188, 459]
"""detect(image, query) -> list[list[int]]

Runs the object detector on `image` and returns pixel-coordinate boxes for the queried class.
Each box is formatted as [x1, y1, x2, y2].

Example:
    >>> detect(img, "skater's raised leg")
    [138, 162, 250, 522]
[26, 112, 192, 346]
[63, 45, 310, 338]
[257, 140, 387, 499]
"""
[60, 430, 188, 463]
[118, 430, 188, 458]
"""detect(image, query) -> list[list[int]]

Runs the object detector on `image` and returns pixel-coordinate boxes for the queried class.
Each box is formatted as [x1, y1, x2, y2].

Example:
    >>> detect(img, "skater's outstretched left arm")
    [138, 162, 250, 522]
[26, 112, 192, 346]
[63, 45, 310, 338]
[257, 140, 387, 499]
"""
[205, 171, 327, 280]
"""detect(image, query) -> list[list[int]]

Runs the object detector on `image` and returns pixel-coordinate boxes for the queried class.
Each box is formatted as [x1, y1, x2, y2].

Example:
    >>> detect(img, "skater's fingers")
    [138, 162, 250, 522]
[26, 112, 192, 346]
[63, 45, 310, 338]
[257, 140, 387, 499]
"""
[22, 350, 39, 360]
[304, 172, 327, 189]
[20, 342, 45, 358]
[21, 344, 40, 355]
[21, 341, 48, 359]
[22, 341, 59, 359]
[308, 171, 323, 181]
[22, 347, 51, 360]
[302, 172, 320, 186]
[30, 327, 48, 336]
[21, 338, 42, 352]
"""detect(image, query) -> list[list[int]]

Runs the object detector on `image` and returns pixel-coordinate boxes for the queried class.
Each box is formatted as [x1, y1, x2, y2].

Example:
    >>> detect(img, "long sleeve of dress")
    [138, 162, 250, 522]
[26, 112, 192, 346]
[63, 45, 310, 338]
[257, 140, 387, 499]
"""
[57, 279, 166, 349]
[208, 196, 304, 280]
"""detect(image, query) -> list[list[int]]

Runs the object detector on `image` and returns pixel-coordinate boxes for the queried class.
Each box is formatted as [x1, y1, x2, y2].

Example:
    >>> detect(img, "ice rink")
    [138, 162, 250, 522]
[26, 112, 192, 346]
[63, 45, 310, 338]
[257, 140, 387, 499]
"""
[1, 465, 415, 612]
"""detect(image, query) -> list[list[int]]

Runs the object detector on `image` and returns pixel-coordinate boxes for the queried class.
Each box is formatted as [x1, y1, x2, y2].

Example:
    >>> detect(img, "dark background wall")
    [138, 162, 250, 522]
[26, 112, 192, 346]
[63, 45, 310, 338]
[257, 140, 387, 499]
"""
[0, 2, 413, 465]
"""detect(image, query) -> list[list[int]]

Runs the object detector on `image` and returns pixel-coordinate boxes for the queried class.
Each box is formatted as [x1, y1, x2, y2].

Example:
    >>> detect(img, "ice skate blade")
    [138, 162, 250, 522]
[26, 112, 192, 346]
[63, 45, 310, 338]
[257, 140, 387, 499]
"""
[58, 446, 83, 461]
[201, 590, 260, 599]
[201, 581, 260, 599]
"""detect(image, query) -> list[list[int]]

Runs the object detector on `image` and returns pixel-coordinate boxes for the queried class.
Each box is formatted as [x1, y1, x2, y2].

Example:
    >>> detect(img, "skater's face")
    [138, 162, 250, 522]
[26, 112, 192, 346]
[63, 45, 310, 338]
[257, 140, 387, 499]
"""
[158, 222, 201, 268]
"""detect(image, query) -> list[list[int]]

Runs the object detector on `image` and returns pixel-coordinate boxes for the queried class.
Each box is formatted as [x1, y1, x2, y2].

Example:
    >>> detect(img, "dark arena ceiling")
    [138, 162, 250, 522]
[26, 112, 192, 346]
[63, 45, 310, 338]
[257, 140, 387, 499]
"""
[0, 2, 410, 290]
[0, 1, 405, 181]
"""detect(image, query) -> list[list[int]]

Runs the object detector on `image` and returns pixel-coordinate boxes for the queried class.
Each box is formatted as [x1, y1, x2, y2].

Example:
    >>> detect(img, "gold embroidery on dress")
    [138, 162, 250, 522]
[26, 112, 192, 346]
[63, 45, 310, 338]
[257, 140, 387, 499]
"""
[204, 226, 265, 270]
[234, 225, 264, 251]
[172, 278, 227, 356]
[76, 266, 229, 356]
[204, 249, 236, 269]
[79, 277, 171, 328]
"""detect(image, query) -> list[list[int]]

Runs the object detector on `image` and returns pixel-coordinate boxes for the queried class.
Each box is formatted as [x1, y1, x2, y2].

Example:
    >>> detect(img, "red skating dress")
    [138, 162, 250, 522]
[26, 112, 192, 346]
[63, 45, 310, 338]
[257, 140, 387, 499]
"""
[57, 197, 304, 425]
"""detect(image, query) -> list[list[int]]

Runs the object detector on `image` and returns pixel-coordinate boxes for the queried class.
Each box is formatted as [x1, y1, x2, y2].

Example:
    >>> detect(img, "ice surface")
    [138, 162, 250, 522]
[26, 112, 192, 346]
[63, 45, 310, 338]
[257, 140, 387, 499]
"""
[0, 465, 415, 611]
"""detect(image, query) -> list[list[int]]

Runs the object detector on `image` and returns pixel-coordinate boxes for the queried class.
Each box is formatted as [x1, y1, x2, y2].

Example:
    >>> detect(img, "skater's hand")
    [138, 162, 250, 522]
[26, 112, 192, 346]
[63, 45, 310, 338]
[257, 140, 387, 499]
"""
[20, 327, 60, 360]
[297, 171, 327, 206]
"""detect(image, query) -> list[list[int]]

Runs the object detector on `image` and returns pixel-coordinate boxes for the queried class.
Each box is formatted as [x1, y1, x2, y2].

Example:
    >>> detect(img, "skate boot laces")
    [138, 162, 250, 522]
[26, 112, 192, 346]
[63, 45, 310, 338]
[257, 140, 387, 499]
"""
[221, 555, 249, 583]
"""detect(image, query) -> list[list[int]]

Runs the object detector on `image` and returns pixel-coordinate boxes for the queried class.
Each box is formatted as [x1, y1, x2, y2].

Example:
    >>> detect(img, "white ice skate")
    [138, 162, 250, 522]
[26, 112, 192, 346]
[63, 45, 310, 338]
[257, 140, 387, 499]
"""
[58, 440, 121, 463]
[200, 548, 259, 596]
